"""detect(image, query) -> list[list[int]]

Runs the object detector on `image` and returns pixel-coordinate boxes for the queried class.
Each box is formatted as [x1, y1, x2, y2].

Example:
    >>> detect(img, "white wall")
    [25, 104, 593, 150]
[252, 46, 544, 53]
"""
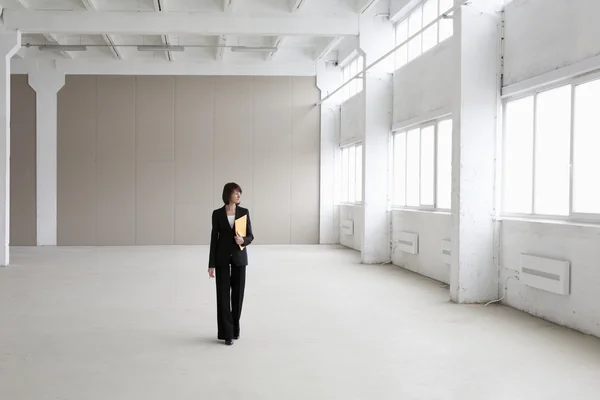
[339, 205, 363, 251]
[501, 0, 600, 337]
[337, 37, 359, 65]
[338, 92, 365, 252]
[340, 92, 365, 144]
[501, 221, 600, 337]
[392, 210, 451, 284]
[503, 0, 600, 86]
[393, 39, 455, 124]
[391, 36, 455, 280]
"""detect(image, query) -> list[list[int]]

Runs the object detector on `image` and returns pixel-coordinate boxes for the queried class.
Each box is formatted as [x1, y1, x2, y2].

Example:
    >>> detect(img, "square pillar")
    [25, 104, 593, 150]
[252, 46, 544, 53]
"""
[316, 60, 342, 244]
[450, 4, 501, 302]
[359, 4, 394, 263]
[28, 61, 65, 246]
[0, 31, 22, 266]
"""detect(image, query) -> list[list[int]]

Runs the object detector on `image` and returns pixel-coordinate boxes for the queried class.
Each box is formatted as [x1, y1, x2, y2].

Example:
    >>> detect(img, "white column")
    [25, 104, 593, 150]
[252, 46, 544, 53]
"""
[28, 62, 65, 246]
[359, 5, 394, 264]
[0, 31, 21, 266]
[316, 60, 341, 244]
[450, 3, 501, 302]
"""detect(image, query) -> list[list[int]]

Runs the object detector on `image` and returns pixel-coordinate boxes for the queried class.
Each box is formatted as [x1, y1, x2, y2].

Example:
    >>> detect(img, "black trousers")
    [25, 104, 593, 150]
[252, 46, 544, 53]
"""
[215, 259, 246, 340]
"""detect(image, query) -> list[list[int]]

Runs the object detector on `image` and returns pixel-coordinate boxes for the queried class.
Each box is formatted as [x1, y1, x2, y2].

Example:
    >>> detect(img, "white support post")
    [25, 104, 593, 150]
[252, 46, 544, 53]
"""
[28, 61, 65, 246]
[450, 3, 501, 302]
[359, 4, 394, 264]
[0, 31, 21, 266]
[316, 59, 341, 244]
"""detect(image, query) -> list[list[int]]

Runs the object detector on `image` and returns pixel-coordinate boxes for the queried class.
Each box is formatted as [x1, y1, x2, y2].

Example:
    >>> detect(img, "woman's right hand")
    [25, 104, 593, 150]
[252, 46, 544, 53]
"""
[208, 268, 215, 278]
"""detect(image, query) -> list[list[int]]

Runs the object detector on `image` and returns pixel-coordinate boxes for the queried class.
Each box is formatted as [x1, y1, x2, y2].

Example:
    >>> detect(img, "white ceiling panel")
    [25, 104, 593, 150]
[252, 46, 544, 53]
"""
[6, 0, 357, 75]
[13, 0, 85, 10]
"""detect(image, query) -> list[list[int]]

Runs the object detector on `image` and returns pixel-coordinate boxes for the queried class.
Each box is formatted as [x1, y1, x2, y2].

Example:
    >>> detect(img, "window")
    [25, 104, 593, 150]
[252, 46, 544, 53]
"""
[394, 0, 454, 70]
[340, 143, 363, 203]
[502, 75, 600, 218]
[340, 55, 364, 103]
[392, 118, 452, 209]
[573, 79, 600, 214]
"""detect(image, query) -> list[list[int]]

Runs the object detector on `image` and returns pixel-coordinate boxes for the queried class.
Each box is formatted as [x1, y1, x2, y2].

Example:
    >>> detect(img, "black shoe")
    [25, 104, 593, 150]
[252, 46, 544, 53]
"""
[234, 335, 239, 340]
[225, 339, 234, 346]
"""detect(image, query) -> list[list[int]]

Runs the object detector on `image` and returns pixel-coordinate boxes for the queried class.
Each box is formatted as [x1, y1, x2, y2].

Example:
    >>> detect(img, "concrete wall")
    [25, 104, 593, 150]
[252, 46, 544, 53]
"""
[10, 75, 37, 246]
[501, 221, 600, 337]
[340, 92, 365, 144]
[503, 0, 600, 85]
[339, 92, 365, 252]
[392, 210, 451, 284]
[391, 33, 455, 280]
[393, 38, 455, 124]
[501, 0, 600, 337]
[339, 204, 363, 251]
[11, 75, 320, 246]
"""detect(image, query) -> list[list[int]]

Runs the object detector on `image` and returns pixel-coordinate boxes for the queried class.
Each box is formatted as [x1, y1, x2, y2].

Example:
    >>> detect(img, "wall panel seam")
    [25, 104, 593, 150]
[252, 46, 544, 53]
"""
[134, 77, 138, 245]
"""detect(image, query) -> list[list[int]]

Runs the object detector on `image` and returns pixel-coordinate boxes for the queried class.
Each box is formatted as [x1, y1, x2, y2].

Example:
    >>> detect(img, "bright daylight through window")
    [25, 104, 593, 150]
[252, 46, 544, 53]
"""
[503, 76, 600, 218]
[395, 0, 453, 70]
[392, 119, 452, 209]
[340, 143, 363, 204]
[340, 55, 364, 103]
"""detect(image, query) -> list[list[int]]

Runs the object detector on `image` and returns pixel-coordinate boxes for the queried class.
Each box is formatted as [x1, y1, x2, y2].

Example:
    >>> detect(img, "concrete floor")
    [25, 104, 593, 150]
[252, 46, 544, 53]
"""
[1, 245, 599, 400]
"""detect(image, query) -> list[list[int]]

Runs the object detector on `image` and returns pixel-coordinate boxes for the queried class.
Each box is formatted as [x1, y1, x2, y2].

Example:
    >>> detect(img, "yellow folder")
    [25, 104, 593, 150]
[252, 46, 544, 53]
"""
[234, 215, 247, 250]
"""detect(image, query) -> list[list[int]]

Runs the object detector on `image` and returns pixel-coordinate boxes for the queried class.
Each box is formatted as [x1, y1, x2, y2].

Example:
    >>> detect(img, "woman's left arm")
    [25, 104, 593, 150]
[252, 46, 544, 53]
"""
[243, 210, 254, 246]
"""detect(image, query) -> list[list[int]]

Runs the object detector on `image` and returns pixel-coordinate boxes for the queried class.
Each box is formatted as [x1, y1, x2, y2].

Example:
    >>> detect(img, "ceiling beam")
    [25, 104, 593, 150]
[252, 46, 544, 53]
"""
[218, 0, 236, 61]
[357, 0, 382, 14]
[153, 0, 175, 61]
[223, 0, 237, 12]
[16, 0, 73, 59]
[215, 35, 228, 61]
[265, 36, 284, 61]
[11, 58, 317, 77]
[266, 0, 308, 61]
[314, 37, 342, 60]
[80, 0, 122, 60]
[4, 10, 359, 37]
[290, 0, 307, 12]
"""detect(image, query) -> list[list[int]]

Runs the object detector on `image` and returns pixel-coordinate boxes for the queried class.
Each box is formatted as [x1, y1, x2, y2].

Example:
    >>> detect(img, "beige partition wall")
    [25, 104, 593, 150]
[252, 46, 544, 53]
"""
[10, 75, 37, 246]
[53, 75, 319, 246]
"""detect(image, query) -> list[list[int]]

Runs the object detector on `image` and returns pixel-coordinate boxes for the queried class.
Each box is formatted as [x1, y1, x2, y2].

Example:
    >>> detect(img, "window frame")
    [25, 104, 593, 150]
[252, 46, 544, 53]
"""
[500, 70, 600, 224]
[391, 117, 452, 212]
[339, 142, 364, 206]
[393, 0, 454, 71]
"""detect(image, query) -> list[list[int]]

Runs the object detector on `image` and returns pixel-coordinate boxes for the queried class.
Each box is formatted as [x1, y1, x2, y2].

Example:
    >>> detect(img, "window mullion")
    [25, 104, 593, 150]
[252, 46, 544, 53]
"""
[532, 94, 537, 215]
[433, 123, 439, 208]
[568, 83, 576, 217]
[404, 134, 408, 206]
[418, 128, 422, 206]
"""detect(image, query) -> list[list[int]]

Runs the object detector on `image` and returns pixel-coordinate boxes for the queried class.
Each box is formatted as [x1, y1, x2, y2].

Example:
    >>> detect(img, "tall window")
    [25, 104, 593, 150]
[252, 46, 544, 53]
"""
[340, 55, 364, 103]
[392, 118, 452, 209]
[340, 143, 363, 203]
[502, 76, 600, 218]
[395, 0, 454, 70]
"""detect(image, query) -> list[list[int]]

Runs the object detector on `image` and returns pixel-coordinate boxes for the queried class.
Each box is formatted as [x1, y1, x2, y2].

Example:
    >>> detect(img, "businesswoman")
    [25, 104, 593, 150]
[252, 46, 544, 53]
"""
[208, 182, 254, 346]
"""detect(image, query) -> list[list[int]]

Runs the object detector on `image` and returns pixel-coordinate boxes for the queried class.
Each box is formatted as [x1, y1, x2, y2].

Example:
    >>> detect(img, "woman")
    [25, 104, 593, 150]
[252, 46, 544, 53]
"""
[208, 182, 254, 346]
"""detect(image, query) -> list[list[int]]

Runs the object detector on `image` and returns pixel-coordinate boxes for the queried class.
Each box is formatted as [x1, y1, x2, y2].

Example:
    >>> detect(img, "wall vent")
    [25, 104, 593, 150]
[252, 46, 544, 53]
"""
[394, 231, 419, 254]
[441, 239, 451, 265]
[341, 219, 354, 236]
[519, 253, 570, 296]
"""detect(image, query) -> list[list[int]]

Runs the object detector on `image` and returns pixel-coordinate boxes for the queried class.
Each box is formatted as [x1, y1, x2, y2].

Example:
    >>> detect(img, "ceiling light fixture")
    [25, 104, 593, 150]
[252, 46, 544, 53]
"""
[39, 44, 88, 51]
[230, 46, 279, 53]
[137, 45, 185, 52]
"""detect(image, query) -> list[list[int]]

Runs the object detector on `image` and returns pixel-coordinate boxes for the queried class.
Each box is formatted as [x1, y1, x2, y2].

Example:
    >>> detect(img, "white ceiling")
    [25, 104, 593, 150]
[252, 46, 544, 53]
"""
[1, 0, 371, 69]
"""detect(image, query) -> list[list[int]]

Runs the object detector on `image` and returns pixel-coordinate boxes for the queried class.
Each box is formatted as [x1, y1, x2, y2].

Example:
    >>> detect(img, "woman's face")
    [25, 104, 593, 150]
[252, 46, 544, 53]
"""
[230, 190, 241, 205]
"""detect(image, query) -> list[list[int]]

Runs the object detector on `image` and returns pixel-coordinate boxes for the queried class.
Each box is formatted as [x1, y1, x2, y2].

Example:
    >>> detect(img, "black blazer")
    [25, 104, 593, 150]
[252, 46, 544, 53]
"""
[208, 205, 254, 268]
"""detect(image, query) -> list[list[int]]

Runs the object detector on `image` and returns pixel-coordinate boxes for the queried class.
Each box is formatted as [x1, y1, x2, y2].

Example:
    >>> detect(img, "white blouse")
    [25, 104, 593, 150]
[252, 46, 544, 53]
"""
[227, 215, 235, 229]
